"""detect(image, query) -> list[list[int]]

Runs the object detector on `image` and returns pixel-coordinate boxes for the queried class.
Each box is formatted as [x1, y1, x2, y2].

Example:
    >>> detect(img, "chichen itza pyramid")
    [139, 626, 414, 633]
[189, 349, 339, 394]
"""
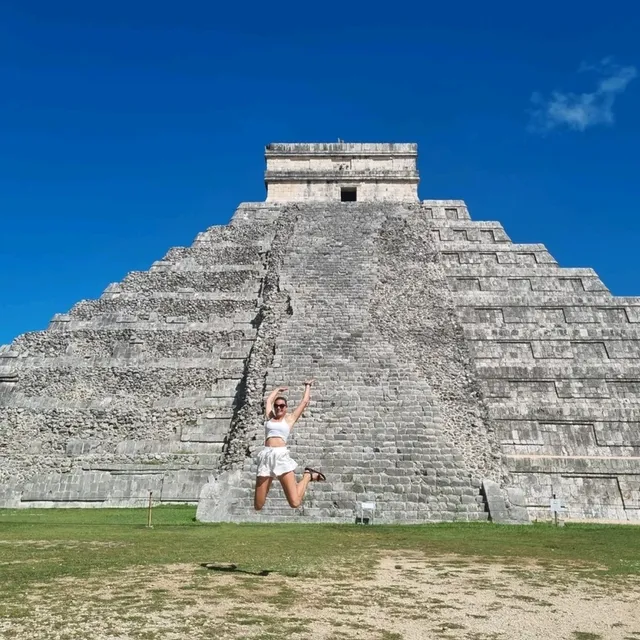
[1, 142, 639, 523]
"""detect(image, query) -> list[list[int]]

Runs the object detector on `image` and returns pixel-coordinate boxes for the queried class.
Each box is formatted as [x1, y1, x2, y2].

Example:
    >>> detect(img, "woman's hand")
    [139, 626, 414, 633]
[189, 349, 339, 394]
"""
[303, 379, 315, 387]
[277, 386, 288, 393]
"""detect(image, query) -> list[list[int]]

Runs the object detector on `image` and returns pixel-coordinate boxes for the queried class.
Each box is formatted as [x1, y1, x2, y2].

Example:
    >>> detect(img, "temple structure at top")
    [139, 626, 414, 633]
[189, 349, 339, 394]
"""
[264, 142, 419, 203]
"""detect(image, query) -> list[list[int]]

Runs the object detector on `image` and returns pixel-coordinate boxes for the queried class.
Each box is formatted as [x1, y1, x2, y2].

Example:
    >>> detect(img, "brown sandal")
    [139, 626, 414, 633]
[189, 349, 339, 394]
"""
[304, 467, 326, 482]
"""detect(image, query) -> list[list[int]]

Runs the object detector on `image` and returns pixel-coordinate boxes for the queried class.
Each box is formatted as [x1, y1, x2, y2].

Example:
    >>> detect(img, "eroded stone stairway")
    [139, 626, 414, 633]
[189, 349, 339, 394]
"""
[198, 202, 503, 523]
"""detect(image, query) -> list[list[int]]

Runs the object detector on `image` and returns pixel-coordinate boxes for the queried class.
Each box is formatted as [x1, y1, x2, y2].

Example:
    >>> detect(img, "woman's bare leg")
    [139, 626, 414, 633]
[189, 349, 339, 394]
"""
[278, 470, 312, 508]
[254, 476, 273, 511]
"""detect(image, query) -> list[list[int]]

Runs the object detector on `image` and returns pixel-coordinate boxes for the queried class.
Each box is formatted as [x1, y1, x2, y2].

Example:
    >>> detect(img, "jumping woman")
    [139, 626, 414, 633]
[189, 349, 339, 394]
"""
[254, 380, 326, 511]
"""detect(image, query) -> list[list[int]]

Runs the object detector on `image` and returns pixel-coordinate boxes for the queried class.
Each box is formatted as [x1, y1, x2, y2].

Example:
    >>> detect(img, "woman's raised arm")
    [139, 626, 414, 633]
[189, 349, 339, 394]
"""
[289, 380, 314, 425]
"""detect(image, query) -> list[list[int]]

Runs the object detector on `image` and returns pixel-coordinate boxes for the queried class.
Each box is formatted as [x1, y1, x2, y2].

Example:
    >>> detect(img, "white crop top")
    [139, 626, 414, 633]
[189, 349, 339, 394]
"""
[265, 418, 291, 443]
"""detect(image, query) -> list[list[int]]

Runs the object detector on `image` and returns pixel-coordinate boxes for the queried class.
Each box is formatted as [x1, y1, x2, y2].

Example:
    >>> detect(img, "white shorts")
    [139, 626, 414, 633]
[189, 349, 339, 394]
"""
[256, 447, 298, 478]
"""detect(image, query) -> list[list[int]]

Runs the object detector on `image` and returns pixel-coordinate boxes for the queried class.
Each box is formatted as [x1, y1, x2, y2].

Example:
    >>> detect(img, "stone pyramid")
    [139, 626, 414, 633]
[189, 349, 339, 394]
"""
[1, 143, 638, 523]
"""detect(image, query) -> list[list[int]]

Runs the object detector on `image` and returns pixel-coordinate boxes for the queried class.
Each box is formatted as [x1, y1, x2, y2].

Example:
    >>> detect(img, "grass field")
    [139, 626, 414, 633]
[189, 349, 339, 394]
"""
[1, 507, 640, 639]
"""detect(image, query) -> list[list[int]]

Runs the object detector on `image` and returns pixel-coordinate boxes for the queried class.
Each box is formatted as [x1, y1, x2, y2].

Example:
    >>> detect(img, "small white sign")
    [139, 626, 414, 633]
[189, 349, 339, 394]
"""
[550, 499, 563, 513]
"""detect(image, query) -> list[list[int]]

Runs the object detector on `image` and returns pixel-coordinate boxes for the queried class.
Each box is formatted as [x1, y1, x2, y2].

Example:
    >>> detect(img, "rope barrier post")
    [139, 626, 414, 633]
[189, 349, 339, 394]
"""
[147, 491, 153, 529]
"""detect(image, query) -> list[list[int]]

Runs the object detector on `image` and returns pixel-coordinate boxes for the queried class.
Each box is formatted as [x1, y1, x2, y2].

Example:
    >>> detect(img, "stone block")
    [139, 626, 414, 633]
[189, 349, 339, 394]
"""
[482, 479, 529, 524]
[181, 417, 231, 443]
[161, 470, 212, 501]
[66, 438, 103, 456]
[593, 422, 640, 447]
[506, 487, 527, 507]
[106, 473, 164, 504]
[22, 471, 111, 502]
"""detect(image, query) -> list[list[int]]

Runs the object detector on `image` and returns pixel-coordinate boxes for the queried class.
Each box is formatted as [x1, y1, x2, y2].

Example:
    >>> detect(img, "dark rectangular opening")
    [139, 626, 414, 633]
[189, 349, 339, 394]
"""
[341, 187, 357, 202]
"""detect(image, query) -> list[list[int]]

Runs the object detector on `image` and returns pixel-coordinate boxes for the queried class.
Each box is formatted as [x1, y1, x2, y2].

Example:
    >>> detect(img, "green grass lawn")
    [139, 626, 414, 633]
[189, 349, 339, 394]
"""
[1, 506, 639, 594]
[1, 508, 640, 640]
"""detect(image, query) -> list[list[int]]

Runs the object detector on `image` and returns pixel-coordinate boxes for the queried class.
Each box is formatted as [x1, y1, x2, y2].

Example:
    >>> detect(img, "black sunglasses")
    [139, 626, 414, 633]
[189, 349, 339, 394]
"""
[274, 403, 287, 409]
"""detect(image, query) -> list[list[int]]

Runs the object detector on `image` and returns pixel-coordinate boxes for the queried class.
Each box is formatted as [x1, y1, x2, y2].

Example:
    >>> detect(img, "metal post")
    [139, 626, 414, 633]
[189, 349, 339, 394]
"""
[147, 491, 153, 528]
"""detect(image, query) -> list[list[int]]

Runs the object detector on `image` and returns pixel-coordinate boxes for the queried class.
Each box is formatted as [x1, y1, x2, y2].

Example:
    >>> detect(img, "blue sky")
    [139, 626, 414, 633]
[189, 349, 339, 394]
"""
[1, 0, 639, 345]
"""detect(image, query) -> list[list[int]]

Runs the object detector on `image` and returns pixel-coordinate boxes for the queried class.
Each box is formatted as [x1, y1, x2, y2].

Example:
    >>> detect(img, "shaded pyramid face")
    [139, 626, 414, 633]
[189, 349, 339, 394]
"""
[1, 143, 639, 523]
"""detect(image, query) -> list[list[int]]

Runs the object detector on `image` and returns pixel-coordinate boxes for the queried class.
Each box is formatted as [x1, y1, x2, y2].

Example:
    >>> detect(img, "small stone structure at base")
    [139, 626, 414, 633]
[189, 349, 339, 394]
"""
[1, 142, 639, 523]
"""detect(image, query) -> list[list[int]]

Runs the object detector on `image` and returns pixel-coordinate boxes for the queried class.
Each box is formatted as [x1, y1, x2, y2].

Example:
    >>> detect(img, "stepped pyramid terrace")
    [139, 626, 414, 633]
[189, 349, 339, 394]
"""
[1, 142, 639, 523]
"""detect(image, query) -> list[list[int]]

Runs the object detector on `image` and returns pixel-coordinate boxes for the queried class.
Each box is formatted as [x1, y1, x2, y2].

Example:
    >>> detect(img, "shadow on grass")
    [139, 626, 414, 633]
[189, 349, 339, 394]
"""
[200, 562, 272, 576]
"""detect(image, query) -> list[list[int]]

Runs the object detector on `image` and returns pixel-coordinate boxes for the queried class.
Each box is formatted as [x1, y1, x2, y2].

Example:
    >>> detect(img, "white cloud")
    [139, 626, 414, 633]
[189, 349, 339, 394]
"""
[528, 58, 637, 133]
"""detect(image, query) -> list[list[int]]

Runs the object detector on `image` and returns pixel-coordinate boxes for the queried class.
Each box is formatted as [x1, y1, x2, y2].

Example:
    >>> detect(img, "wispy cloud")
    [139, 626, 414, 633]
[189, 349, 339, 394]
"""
[528, 57, 637, 133]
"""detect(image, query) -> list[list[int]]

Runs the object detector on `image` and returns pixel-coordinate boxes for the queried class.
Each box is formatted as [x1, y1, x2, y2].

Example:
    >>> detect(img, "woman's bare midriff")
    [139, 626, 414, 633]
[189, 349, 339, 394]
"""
[265, 437, 287, 447]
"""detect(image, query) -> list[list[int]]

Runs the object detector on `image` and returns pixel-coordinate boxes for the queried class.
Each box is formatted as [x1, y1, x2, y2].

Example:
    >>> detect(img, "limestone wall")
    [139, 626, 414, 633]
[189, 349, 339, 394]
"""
[264, 142, 419, 203]
[265, 180, 418, 203]
[0, 206, 283, 507]
[423, 200, 640, 522]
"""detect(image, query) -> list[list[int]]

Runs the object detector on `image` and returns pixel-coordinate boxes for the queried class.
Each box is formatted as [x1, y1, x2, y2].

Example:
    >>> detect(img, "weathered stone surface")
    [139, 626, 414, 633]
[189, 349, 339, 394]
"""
[196, 470, 246, 522]
[264, 142, 419, 203]
[1, 142, 638, 523]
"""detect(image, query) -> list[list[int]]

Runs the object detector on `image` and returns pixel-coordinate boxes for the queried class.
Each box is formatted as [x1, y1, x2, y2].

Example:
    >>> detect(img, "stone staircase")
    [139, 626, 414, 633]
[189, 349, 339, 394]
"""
[197, 202, 503, 523]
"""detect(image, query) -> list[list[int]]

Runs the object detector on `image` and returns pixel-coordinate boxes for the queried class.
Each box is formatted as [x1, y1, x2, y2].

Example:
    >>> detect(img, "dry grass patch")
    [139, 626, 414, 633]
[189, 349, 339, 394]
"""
[1, 552, 640, 639]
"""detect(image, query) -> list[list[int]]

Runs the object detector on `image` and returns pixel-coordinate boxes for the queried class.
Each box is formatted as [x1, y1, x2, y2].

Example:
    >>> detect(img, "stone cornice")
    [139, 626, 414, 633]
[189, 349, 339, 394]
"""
[264, 170, 419, 182]
[265, 142, 417, 156]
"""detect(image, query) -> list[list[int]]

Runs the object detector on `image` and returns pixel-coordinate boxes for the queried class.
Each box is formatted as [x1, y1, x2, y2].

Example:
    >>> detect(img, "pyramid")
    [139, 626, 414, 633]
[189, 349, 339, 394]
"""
[1, 143, 639, 523]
